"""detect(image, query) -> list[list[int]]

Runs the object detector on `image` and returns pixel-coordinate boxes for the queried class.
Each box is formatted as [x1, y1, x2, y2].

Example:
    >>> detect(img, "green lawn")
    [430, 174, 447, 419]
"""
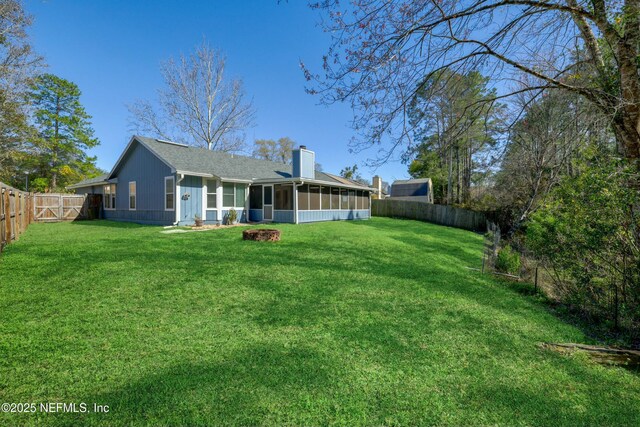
[0, 218, 638, 426]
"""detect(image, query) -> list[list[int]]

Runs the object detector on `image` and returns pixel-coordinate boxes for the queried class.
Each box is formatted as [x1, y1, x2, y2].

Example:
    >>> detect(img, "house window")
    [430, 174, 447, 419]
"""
[222, 182, 247, 208]
[298, 184, 309, 210]
[206, 179, 217, 209]
[235, 184, 246, 208]
[331, 187, 340, 209]
[223, 183, 235, 207]
[249, 185, 262, 209]
[165, 177, 174, 211]
[103, 184, 116, 210]
[129, 181, 136, 210]
[274, 184, 292, 210]
[321, 187, 330, 210]
[340, 189, 349, 210]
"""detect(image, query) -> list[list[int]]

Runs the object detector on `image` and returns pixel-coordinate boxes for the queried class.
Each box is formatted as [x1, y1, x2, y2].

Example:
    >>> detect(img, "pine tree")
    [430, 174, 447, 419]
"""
[30, 74, 100, 190]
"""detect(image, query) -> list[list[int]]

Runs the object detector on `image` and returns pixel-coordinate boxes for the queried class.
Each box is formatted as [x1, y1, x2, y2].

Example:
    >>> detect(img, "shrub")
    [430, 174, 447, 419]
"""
[227, 208, 238, 224]
[526, 159, 640, 331]
[495, 245, 521, 275]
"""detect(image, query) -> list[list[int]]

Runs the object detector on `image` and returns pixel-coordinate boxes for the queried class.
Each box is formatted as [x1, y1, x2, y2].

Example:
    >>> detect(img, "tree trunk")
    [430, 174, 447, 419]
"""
[447, 145, 453, 204]
[612, 29, 640, 165]
[52, 95, 60, 190]
[612, 116, 640, 165]
[456, 145, 461, 204]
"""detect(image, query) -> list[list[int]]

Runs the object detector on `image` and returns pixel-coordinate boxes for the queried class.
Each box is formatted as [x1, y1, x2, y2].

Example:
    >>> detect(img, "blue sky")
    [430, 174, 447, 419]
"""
[25, 0, 409, 182]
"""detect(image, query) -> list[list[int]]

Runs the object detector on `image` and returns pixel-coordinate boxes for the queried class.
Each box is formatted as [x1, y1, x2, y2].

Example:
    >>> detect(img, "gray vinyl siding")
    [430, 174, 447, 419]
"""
[205, 210, 219, 223]
[297, 210, 370, 223]
[104, 140, 175, 225]
[273, 210, 294, 223]
[221, 209, 248, 223]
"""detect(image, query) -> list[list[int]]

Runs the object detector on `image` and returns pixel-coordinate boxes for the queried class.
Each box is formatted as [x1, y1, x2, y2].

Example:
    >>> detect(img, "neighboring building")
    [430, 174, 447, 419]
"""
[371, 175, 390, 199]
[67, 136, 372, 225]
[389, 178, 433, 203]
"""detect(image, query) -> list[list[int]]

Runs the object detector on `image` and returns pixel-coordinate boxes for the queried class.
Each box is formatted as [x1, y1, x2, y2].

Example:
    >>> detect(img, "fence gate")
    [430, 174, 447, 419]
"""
[34, 194, 90, 221]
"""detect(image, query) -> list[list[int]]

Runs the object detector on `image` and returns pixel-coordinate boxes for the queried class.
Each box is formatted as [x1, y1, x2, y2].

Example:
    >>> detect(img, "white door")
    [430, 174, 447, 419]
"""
[263, 185, 273, 221]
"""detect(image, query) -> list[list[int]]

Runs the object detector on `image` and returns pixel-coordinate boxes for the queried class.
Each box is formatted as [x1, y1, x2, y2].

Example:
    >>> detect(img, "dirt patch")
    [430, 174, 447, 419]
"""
[190, 223, 252, 231]
[540, 342, 640, 371]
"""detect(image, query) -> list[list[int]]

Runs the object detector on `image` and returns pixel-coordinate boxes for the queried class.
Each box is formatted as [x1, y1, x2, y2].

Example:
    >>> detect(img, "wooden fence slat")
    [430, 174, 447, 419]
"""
[0, 183, 102, 255]
[371, 199, 487, 232]
[6, 189, 12, 244]
[0, 188, 5, 251]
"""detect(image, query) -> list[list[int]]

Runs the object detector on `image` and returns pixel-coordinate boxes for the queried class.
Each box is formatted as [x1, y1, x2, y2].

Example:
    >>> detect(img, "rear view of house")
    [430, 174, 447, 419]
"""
[68, 136, 372, 225]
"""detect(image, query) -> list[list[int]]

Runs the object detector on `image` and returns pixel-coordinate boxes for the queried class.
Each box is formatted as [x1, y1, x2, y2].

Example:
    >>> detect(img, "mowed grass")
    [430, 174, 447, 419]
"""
[0, 218, 639, 426]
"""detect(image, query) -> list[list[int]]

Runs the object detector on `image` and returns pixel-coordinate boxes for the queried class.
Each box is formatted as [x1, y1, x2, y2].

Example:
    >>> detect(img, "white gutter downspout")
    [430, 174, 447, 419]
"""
[293, 181, 304, 224]
[173, 173, 184, 225]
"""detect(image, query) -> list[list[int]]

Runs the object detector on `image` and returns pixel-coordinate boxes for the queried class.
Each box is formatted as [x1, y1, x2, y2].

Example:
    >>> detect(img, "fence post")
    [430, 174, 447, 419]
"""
[16, 192, 21, 240]
[534, 265, 539, 294]
[6, 190, 12, 242]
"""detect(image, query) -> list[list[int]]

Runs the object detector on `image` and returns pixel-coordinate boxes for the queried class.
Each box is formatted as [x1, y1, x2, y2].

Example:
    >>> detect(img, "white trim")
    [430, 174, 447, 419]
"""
[103, 183, 116, 210]
[175, 170, 215, 178]
[263, 184, 273, 222]
[128, 181, 137, 211]
[253, 177, 372, 191]
[204, 177, 218, 210]
[218, 177, 253, 184]
[201, 177, 207, 219]
[164, 176, 175, 211]
[293, 182, 303, 224]
[175, 174, 184, 224]
[216, 179, 223, 222]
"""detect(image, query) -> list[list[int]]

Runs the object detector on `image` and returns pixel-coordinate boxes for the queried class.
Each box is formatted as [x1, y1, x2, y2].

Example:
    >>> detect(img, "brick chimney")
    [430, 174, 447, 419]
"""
[372, 175, 383, 199]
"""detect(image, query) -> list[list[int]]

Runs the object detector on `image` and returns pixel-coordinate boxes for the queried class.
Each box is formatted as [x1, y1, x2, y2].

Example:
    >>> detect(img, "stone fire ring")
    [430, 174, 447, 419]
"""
[242, 229, 281, 242]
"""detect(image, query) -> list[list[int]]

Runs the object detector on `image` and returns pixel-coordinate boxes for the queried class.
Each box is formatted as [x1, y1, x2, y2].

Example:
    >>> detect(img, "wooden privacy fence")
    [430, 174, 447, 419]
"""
[33, 193, 101, 221]
[372, 199, 487, 232]
[0, 182, 34, 253]
[1, 183, 102, 254]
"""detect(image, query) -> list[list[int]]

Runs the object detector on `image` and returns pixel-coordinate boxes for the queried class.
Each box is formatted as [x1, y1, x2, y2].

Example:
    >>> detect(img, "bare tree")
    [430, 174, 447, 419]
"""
[303, 0, 640, 166]
[0, 0, 41, 100]
[129, 41, 255, 152]
[252, 137, 295, 163]
[494, 89, 611, 231]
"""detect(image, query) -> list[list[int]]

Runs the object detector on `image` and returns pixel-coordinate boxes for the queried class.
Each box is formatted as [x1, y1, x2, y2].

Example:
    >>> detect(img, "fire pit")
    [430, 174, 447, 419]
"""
[242, 229, 281, 242]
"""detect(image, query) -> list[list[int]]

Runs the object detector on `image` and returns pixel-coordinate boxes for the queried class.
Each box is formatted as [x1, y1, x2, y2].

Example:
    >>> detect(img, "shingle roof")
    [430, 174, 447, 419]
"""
[131, 136, 370, 189]
[392, 178, 432, 185]
[391, 178, 432, 197]
[66, 174, 110, 189]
